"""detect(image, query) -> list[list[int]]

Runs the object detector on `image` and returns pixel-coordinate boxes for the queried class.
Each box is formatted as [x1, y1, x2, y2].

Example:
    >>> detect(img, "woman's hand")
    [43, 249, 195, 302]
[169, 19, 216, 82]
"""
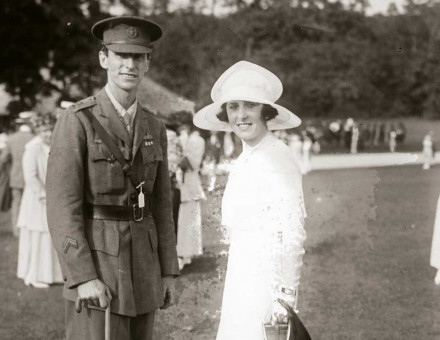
[271, 300, 289, 325]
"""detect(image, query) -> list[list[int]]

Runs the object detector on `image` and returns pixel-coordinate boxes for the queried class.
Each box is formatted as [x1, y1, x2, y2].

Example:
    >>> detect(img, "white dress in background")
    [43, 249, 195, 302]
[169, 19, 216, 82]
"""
[223, 131, 235, 159]
[423, 135, 434, 170]
[177, 131, 206, 260]
[216, 133, 306, 340]
[288, 134, 303, 169]
[17, 136, 63, 285]
[431, 195, 440, 271]
[302, 136, 312, 174]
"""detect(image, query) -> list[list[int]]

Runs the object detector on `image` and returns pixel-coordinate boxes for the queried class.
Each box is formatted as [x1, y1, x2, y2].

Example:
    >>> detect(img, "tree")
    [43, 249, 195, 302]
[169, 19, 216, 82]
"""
[0, 0, 106, 116]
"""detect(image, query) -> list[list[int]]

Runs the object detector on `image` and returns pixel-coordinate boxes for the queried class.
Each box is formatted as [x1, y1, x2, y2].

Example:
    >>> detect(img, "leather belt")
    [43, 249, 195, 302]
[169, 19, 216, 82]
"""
[84, 204, 148, 221]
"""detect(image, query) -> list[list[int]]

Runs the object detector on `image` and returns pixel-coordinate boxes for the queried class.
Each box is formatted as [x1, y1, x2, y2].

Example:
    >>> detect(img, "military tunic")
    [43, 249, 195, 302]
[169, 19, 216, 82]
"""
[46, 89, 179, 317]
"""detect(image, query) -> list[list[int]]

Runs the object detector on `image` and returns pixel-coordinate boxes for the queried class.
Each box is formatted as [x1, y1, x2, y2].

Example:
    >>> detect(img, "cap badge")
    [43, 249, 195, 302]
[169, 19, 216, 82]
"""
[127, 26, 138, 39]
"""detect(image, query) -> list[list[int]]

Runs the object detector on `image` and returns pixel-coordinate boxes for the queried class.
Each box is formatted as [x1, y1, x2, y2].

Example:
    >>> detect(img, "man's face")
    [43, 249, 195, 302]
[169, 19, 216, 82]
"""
[99, 50, 150, 93]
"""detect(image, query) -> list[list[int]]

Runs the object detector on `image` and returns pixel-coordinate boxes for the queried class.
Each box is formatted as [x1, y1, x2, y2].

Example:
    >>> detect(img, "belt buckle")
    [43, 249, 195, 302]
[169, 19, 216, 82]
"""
[133, 203, 144, 222]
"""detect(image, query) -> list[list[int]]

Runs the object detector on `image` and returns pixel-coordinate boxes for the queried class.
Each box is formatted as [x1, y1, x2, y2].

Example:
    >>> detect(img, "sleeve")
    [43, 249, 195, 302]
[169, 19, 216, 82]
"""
[22, 144, 45, 197]
[151, 121, 180, 277]
[261, 152, 306, 308]
[46, 111, 98, 288]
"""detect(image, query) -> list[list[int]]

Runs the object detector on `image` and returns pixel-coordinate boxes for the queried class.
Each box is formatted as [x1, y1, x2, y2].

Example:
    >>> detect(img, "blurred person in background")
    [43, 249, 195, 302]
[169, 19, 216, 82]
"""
[194, 61, 308, 340]
[384, 122, 391, 145]
[165, 124, 183, 235]
[204, 131, 222, 192]
[0, 130, 11, 212]
[373, 121, 381, 147]
[350, 123, 359, 154]
[223, 130, 235, 161]
[176, 125, 206, 270]
[288, 133, 303, 169]
[328, 119, 341, 146]
[396, 121, 406, 144]
[343, 117, 354, 150]
[422, 131, 435, 170]
[389, 130, 397, 153]
[431, 193, 440, 285]
[177, 124, 190, 155]
[16, 112, 62, 288]
[301, 130, 312, 174]
[0, 112, 34, 237]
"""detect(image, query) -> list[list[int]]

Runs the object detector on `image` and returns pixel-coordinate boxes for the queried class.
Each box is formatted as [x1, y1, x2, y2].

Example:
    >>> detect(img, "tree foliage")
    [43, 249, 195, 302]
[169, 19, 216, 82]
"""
[2, 0, 440, 119]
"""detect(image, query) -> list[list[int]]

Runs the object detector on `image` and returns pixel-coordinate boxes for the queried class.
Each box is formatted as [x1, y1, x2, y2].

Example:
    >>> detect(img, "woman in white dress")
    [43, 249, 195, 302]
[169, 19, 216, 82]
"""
[176, 127, 206, 269]
[431, 194, 440, 284]
[194, 61, 307, 339]
[17, 113, 63, 288]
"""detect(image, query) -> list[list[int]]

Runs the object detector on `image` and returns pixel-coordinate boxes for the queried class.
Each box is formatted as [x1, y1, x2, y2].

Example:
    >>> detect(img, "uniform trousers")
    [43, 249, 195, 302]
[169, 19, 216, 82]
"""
[11, 188, 23, 237]
[65, 300, 155, 340]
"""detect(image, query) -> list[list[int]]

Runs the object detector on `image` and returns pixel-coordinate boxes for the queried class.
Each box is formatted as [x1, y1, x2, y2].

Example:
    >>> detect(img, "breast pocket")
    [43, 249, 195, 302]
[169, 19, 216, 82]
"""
[88, 143, 125, 194]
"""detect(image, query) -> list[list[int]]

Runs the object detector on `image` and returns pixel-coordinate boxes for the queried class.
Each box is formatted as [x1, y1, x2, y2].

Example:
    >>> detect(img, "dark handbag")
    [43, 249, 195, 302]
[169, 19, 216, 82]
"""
[262, 299, 311, 340]
[179, 156, 193, 172]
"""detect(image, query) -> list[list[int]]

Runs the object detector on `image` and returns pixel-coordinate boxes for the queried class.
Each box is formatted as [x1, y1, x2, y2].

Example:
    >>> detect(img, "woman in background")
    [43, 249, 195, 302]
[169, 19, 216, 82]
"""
[0, 130, 11, 212]
[17, 112, 62, 288]
[176, 125, 206, 270]
[194, 61, 307, 339]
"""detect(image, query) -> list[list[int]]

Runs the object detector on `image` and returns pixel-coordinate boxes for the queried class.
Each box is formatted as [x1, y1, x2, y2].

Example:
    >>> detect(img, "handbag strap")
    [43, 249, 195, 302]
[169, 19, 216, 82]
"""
[276, 298, 295, 318]
[83, 108, 138, 188]
[276, 298, 312, 340]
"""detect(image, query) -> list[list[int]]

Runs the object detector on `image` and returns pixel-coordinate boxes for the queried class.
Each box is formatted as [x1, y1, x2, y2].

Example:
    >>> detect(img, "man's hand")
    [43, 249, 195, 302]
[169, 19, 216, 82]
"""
[160, 276, 176, 309]
[75, 279, 112, 313]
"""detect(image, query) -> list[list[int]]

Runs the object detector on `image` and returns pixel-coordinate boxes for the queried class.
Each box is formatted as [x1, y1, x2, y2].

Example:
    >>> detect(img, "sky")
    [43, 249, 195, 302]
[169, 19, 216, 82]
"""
[366, 0, 405, 15]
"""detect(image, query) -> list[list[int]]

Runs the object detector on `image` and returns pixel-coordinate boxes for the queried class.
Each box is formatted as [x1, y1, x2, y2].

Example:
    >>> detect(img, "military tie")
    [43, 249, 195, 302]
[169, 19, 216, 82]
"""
[122, 113, 132, 134]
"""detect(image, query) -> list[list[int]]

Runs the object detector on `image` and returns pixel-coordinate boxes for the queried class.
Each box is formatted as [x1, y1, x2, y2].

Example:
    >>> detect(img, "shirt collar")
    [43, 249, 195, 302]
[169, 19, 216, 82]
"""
[105, 84, 137, 118]
[242, 131, 274, 154]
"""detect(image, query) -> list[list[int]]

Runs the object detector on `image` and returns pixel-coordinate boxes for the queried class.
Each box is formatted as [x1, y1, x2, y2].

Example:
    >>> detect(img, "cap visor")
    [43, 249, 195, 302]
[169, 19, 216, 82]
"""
[106, 43, 152, 54]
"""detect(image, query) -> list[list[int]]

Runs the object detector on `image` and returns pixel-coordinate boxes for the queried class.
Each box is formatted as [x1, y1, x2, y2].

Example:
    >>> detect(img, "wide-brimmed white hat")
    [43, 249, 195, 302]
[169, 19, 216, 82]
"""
[193, 61, 301, 131]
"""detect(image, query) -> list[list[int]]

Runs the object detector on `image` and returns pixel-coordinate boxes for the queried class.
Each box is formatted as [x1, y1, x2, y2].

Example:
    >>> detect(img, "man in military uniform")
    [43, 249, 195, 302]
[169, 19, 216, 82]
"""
[46, 16, 179, 340]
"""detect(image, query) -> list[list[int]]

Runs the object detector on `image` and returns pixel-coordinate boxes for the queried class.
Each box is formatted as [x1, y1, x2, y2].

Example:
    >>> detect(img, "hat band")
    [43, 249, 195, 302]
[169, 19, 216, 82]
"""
[104, 40, 152, 48]
[220, 86, 273, 104]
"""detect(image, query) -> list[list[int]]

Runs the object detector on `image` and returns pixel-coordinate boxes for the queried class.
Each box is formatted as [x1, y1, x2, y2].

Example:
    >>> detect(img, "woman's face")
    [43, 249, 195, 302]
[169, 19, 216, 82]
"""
[38, 128, 52, 145]
[226, 100, 268, 147]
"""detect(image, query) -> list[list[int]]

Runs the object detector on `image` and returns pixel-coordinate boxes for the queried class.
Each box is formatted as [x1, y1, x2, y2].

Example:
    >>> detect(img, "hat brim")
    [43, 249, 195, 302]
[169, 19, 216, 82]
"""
[193, 98, 301, 132]
[91, 16, 162, 42]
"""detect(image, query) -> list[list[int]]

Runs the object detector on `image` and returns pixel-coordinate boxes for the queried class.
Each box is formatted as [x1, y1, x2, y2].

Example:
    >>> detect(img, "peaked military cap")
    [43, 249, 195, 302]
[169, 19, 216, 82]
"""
[91, 16, 162, 54]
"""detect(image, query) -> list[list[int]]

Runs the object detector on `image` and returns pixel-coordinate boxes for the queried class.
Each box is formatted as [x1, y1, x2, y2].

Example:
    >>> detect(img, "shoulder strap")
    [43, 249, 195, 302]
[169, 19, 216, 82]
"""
[82, 108, 138, 188]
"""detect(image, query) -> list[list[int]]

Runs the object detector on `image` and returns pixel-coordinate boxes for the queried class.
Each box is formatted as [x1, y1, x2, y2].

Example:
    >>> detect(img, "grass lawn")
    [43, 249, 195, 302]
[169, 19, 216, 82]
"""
[1, 164, 440, 339]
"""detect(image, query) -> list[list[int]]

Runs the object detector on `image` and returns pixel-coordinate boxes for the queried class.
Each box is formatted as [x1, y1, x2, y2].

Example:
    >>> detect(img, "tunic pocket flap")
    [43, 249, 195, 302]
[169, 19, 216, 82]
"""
[85, 221, 120, 256]
[89, 144, 110, 162]
[141, 146, 163, 164]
